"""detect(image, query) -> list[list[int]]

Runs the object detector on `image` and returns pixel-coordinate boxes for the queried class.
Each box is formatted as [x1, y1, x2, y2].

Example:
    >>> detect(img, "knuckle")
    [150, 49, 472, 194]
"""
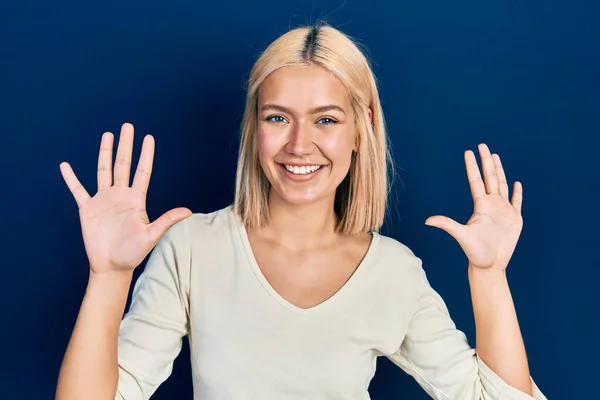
[114, 158, 131, 166]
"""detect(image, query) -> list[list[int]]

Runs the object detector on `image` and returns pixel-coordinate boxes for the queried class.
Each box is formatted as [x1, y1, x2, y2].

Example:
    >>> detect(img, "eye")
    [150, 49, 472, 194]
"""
[317, 117, 338, 125]
[265, 115, 288, 124]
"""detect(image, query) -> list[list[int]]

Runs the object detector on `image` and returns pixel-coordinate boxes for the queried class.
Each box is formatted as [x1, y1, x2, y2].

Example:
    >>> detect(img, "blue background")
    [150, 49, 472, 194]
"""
[1, 0, 598, 398]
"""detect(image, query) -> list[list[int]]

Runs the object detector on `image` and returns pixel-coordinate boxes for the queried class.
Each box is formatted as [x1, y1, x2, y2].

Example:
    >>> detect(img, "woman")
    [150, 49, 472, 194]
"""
[56, 25, 546, 399]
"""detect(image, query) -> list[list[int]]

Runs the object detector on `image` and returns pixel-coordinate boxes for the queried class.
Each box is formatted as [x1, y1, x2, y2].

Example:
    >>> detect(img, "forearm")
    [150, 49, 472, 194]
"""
[468, 265, 533, 396]
[56, 270, 133, 400]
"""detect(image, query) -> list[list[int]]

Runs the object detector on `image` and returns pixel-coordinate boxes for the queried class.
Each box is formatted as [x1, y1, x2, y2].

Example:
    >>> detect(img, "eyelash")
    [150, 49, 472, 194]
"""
[266, 115, 287, 124]
[265, 115, 338, 125]
[317, 117, 337, 125]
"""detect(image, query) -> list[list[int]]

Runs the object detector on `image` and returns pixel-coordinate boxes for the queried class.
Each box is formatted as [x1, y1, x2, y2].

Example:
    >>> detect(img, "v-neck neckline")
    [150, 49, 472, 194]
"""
[230, 208, 380, 314]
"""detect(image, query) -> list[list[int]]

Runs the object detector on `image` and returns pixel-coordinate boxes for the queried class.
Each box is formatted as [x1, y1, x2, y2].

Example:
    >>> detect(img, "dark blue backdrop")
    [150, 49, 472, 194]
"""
[2, 1, 598, 399]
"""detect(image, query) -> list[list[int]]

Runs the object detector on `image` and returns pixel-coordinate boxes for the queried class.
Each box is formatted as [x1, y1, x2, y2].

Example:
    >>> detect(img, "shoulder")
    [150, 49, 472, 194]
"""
[184, 204, 235, 233]
[371, 232, 427, 283]
[157, 205, 236, 256]
[153, 205, 237, 276]
[169, 204, 236, 237]
[374, 233, 418, 259]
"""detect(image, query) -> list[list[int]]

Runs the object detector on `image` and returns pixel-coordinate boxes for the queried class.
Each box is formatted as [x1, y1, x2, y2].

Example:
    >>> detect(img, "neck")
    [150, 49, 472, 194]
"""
[262, 190, 338, 250]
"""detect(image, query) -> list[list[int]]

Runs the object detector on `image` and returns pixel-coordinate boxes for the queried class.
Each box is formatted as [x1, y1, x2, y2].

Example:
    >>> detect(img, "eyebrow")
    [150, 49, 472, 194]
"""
[260, 104, 346, 115]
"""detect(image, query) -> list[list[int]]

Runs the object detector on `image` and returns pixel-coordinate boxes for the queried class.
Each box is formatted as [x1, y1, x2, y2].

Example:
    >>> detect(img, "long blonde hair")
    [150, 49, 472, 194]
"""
[233, 24, 393, 235]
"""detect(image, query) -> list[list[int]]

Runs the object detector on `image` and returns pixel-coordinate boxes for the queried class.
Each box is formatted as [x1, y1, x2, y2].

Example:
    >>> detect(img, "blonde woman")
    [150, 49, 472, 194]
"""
[56, 25, 546, 400]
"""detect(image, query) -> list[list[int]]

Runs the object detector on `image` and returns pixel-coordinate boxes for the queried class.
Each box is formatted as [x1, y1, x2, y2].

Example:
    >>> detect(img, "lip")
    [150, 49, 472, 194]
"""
[278, 162, 325, 167]
[277, 163, 327, 182]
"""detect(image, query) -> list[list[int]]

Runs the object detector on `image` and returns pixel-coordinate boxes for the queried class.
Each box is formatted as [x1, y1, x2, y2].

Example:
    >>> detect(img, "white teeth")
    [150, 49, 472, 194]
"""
[284, 164, 323, 175]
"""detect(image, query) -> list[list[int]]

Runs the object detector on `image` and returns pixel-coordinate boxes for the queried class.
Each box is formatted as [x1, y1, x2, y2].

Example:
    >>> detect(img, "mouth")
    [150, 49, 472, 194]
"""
[277, 163, 327, 180]
[281, 164, 325, 175]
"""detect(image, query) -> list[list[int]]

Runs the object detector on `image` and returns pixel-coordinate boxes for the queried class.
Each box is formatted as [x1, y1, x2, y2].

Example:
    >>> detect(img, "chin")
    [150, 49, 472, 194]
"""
[264, 164, 342, 207]
[272, 186, 330, 207]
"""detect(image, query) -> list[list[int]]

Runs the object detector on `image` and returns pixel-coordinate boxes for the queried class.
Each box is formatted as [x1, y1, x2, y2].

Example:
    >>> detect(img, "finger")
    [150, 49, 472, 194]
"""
[492, 153, 509, 199]
[147, 207, 193, 246]
[114, 123, 135, 187]
[511, 181, 523, 214]
[465, 150, 486, 202]
[132, 134, 155, 197]
[478, 143, 499, 195]
[60, 162, 91, 208]
[425, 215, 465, 241]
[97, 132, 114, 191]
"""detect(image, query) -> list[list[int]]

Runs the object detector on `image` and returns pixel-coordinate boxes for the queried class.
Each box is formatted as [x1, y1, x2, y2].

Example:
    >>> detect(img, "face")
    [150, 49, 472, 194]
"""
[256, 64, 358, 207]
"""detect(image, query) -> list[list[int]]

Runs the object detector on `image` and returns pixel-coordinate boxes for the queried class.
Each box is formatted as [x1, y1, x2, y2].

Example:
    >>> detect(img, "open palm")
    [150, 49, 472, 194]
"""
[60, 123, 192, 274]
[425, 143, 523, 271]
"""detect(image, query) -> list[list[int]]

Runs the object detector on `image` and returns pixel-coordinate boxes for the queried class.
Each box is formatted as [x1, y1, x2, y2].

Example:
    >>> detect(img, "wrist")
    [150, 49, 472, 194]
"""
[468, 264, 506, 279]
[468, 265, 510, 295]
[87, 269, 134, 296]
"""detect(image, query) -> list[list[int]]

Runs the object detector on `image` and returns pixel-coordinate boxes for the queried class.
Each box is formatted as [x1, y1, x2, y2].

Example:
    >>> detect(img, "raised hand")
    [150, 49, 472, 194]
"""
[60, 123, 192, 275]
[425, 143, 523, 271]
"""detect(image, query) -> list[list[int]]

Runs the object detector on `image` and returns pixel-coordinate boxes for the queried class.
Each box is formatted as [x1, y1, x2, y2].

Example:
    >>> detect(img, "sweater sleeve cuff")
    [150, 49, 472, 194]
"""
[477, 355, 547, 400]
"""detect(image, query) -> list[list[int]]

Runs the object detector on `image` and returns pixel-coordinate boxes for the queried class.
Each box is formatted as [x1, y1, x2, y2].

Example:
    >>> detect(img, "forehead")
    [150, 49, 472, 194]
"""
[258, 64, 351, 110]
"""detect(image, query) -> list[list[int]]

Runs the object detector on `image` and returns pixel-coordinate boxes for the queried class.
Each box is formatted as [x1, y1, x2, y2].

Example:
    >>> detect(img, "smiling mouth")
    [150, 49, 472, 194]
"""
[280, 164, 325, 175]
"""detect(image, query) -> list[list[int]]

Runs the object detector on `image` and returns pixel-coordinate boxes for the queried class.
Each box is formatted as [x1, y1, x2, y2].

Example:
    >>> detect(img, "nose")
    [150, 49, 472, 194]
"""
[285, 122, 315, 156]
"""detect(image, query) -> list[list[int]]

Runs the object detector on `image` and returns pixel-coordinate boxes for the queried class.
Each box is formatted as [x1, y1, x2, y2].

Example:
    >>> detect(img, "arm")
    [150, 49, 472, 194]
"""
[386, 256, 546, 400]
[406, 144, 546, 398]
[468, 265, 533, 396]
[56, 271, 133, 400]
[56, 221, 191, 400]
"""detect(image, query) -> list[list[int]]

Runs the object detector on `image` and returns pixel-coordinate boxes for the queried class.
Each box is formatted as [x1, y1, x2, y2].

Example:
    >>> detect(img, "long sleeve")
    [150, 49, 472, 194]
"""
[114, 219, 191, 400]
[386, 257, 546, 400]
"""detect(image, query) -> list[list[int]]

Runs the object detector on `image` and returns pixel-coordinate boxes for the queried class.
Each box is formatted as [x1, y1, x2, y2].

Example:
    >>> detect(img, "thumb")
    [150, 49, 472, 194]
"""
[425, 215, 464, 241]
[148, 207, 193, 245]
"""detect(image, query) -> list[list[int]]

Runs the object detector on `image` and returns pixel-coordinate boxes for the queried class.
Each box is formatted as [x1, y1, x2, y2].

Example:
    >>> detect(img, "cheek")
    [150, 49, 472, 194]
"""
[318, 129, 356, 163]
[256, 127, 283, 160]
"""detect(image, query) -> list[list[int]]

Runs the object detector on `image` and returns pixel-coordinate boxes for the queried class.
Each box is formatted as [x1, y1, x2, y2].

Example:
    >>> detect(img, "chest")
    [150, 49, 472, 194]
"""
[186, 225, 418, 398]
[248, 234, 371, 310]
[191, 296, 388, 399]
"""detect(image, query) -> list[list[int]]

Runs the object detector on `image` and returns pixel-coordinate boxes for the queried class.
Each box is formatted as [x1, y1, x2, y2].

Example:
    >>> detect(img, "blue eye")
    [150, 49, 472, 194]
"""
[317, 117, 337, 125]
[266, 115, 287, 123]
